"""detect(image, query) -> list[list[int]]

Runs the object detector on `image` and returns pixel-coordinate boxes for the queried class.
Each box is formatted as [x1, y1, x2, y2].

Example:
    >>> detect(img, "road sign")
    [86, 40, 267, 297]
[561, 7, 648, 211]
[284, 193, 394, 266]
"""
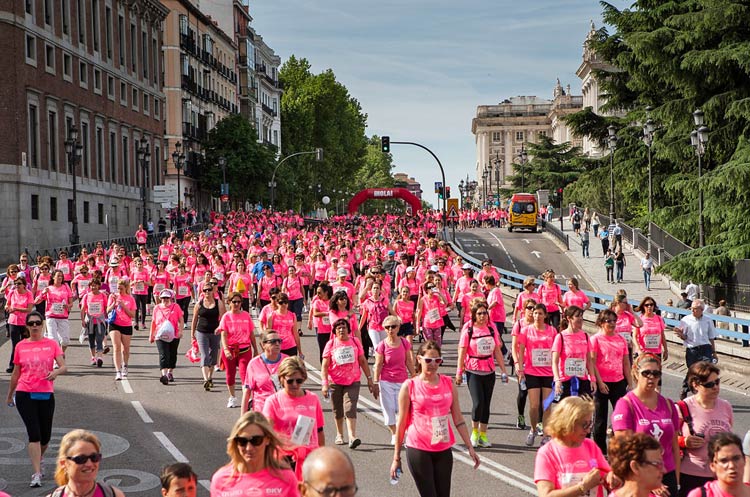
[434, 181, 443, 194]
[447, 198, 459, 218]
[220, 194, 229, 202]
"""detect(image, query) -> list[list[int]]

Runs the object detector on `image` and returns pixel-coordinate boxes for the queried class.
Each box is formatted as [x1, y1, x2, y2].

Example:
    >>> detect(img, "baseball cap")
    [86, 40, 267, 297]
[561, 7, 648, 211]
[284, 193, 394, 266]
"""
[337, 268, 348, 276]
[462, 263, 472, 270]
[387, 250, 395, 256]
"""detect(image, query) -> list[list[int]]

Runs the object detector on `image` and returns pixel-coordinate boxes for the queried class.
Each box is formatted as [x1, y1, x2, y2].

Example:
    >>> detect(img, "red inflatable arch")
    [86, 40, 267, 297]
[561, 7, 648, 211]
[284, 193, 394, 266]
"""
[347, 187, 421, 215]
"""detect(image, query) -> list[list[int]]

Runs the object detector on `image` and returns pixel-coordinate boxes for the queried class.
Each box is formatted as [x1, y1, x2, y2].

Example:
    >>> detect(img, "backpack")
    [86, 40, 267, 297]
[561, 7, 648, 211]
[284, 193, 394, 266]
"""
[50, 482, 116, 497]
[466, 324, 496, 360]
[155, 305, 176, 342]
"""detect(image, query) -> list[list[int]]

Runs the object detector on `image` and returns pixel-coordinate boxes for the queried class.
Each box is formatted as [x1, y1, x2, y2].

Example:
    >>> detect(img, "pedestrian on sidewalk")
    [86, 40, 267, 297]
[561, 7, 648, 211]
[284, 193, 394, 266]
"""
[600, 227, 610, 256]
[583, 208, 591, 231]
[613, 223, 623, 252]
[640, 252, 654, 291]
[580, 229, 590, 258]
[604, 250, 615, 283]
[674, 299, 717, 399]
[615, 250, 626, 283]
[591, 212, 600, 237]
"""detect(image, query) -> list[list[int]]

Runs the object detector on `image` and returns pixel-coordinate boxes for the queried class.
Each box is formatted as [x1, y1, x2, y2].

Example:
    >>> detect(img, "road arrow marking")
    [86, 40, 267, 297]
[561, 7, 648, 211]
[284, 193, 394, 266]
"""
[531, 251, 541, 258]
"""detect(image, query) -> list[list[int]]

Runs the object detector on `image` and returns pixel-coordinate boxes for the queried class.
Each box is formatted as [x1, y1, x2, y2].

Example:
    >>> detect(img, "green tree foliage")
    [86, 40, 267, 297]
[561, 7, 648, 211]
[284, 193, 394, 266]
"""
[504, 135, 587, 195]
[279, 56, 368, 211]
[350, 136, 398, 214]
[562, 0, 750, 284]
[201, 114, 277, 208]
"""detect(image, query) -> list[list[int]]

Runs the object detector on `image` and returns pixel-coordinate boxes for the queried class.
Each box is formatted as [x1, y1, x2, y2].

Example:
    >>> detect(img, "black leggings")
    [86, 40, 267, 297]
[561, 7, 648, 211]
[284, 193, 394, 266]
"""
[593, 379, 628, 454]
[316, 331, 330, 362]
[156, 338, 180, 369]
[517, 380, 528, 417]
[176, 297, 191, 323]
[134, 294, 148, 324]
[406, 446, 453, 497]
[15, 391, 55, 444]
[466, 371, 496, 424]
[8, 324, 26, 369]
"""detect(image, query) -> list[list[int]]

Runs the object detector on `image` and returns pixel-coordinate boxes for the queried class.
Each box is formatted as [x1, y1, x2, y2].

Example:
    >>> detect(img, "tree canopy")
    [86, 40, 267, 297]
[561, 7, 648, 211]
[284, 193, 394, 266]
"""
[504, 135, 588, 195]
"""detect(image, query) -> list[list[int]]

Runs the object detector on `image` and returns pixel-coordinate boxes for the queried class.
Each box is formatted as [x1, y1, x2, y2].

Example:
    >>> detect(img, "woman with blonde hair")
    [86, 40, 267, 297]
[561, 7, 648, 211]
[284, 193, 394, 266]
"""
[52, 429, 125, 497]
[210, 411, 299, 496]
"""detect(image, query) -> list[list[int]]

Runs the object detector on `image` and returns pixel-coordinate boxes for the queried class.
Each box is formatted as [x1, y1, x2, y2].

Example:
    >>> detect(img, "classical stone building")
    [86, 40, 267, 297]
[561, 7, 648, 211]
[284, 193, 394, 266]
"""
[393, 173, 422, 199]
[0, 0, 168, 262]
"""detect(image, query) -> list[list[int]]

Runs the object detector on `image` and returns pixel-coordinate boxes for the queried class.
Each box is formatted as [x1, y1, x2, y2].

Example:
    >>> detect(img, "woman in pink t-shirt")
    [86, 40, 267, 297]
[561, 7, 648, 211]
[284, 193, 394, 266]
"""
[552, 306, 597, 402]
[267, 293, 302, 357]
[321, 318, 378, 449]
[149, 289, 185, 385]
[38, 270, 73, 354]
[687, 433, 750, 497]
[534, 396, 613, 497]
[263, 357, 324, 480]
[459, 279, 485, 324]
[5, 275, 35, 373]
[374, 315, 415, 444]
[612, 353, 680, 497]
[562, 277, 591, 313]
[359, 281, 393, 350]
[328, 290, 359, 340]
[107, 279, 136, 380]
[308, 282, 333, 362]
[390, 341, 479, 496]
[607, 432, 666, 497]
[612, 294, 643, 355]
[590, 309, 631, 455]
[634, 296, 667, 360]
[80, 278, 109, 367]
[242, 330, 288, 414]
[415, 281, 446, 346]
[680, 361, 734, 497]
[129, 257, 150, 330]
[218, 292, 257, 409]
[210, 411, 299, 497]
[538, 270, 565, 329]
[394, 286, 416, 339]
[512, 297, 537, 431]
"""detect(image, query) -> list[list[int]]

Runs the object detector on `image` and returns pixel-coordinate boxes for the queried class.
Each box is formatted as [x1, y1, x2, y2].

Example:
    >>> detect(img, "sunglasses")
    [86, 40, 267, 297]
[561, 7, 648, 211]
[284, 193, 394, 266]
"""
[384, 325, 399, 330]
[285, 378, 305, 385]
[476, 311, 488, 316]
[420, 357, 443, 364]
[525, 306, 535, 310]
[67, 453, 103, 464]
[14, 282, 24, 286]
[278, 301, 289, 305]
[230, 300, 242, 304]
[603, 319, 617, 324]
[643, 303, 655, 307]
[27, 321, 43, 327]
[234, 435, 265, 447]
[640, 369, 662, 378]
[700, 378, 721, 388]
[263, 338, 282, 345]
[580, 419, 593, 431]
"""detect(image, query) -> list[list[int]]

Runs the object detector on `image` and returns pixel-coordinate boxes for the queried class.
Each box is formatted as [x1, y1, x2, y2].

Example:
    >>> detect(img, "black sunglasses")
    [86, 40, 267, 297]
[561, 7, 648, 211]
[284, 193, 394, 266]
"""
[263, 338, 282, 345]
[285, 378, 305, 385]
[700, 378, 721, 388]
[384, 324, 399, 329]
[67, 453, 103, 464]
[27, 321, 43, 327]
[234, 435, 265, 447]
[640, 370, 662, 378]
[230, 300, 242, 304]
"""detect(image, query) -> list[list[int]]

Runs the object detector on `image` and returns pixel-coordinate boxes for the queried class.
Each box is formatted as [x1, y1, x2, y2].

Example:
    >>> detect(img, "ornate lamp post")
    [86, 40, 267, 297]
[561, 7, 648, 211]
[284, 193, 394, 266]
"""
[64, 126, 83, 247]
[218, 156, 228, 213]
[487, 162, 493, 206]
[171, 142, 185, 230]
[482, 166, 488, 208]
[517, 144, 528, 192]
[494, 152, 502, 202]
[458, 179, 465, 209]
[137, 137, 151, 228]
[642, 109, 656, 252]
[607, 125, 618, 222]
[690, 109, 709, 247]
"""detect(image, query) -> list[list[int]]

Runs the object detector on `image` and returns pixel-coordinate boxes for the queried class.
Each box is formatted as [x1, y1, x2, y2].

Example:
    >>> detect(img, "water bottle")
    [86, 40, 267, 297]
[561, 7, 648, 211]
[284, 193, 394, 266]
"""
[501, 373, 508, 384]
[461, 372, 467, 385]
[554, 391, 562, 403]
[520, 379, 527, 391]
[390, 468, 402, 485]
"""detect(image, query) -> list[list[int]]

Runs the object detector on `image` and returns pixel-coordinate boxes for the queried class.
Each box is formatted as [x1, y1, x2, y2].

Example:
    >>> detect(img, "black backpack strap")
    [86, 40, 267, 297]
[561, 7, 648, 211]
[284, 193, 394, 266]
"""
[98, 482, 116, 497]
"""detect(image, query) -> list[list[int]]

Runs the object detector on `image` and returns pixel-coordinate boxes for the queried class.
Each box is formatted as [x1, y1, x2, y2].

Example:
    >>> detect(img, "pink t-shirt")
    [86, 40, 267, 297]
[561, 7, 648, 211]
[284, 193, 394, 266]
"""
[552, 331, 590, 382]
[637, 314, 665, 354]
[394, 299, 415, 324]
[173, 274, 192, 299]
[262, 390, 324, 449]
[487, 287, 506, 323]
[328, 309, 358, 335]
[562, 290, 589, 310]
[151, 302, 183, 339]
[459, 322, 501, 373]
[108, 293, 136, 327]
[534, 437, 610, 497]
[538, 283, 562, 312]
[514, 291, 539, 317]
[590, 333, 628, 383]
[323, 335, 364, 386]
[680, 396, 733, 477]
[218, 311, 254, 347]
[45, 284, 73, 319]
[362, 296, 389, 331]
[687, 481, 750, 497]
[259, 304, 275, 329]
[13, 338, 63, 392]
[210, 465, 300, 497]
[311, 298, 332, 334]
[615, 311, 637, 344]
[130, 269, 150, 295]
[7, 289, 35, 326]
[404, 375, 456, 452]
[283, 276, 304, 301]
[81, 292, 108, 323]
[375, 338, 410, 383]
[518, 324, 557, 377]
[244, 353, 288, 412]
[611, 392, 680, 472]
[420, 294, 444, 328]
[269, 310, 296, 350]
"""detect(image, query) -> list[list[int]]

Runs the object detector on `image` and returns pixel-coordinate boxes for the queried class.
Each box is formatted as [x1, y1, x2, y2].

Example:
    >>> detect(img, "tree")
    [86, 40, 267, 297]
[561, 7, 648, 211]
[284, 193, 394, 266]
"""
[504, 135, 587, 195]
[201, 114, 277, 208]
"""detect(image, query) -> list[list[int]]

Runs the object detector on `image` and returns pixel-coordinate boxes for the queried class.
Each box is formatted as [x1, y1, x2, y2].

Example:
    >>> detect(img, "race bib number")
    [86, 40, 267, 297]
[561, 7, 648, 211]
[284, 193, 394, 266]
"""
[38, 281, 49, 291]
[51, 303, 65, 315]
[619, 331, 632, 343]
[177, 286, 189, 296]
[560, 473, 590, 496]
[270, 373, 281, 391]
[531, 348, 552, 367]
[431, 415, 450, 445]
[135, 281, 145, 293]
[291, 415, 315, 446]
[215, 272, 224, 280]
[564, 358, 586, 377]
[154, 284, 165, 294]
[475, 337, 494, 356]
[60, 266, 70, 275]
[78, 280, 90, 290]
[322, 316, 330, 326]
[426, 308, 440, 323]
[88, 302, 102, 316]
[333, 346, 355, 365]
[644, 334, 661, 349]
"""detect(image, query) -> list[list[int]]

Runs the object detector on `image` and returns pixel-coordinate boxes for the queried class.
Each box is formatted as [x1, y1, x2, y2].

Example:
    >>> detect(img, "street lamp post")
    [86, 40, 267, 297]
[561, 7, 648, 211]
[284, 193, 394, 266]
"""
[690, 109, 709, 247]
[643, 109, 656, 252]
[458, 179, 465, 209]
[482, 167, 488, 208]
[487, 162, 493, 207]
[269, 148, 323, 211]
[607, 125, 618, 222]
[137, 137, 151, 228]
[171, 142, 185, 230]
[494, 152, 502, 203]
[518, 144, 528, 192]
[218, 156, 227, 213]
[64, 126, 83, 247]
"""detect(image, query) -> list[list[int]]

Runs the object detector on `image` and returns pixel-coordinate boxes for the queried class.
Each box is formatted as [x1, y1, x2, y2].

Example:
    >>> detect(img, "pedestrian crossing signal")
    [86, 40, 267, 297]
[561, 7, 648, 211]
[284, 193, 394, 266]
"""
[381, 136, 390, 153]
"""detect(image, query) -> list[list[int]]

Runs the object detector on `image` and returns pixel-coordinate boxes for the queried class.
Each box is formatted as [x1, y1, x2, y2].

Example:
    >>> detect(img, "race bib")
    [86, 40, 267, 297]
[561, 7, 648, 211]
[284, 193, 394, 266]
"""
[215, 272, 224, 280]
[531, 348, 552, 367]
[88, 302, 102, 315]
[78, 280, 90, 290]
[135, 281, 145, 293]
[291, 415, 315, 446]
[51, 302, 65, 314]
[426, 308, 440, 323]
[177, 286, 189, 296]
[564, 358, 586, 377]
[322, 316, 330, 326]
[38, 281, 49, 291]
[333, 346, 355, 365]
[431, 415, 450, 445]
[644, 334, 661, 349]
[60, 266, 70, 275]
[619, 331, 632, 343]
[154, 284, 165, 294]
[475, 337, 494, 356]
[560, 473, 590, 495]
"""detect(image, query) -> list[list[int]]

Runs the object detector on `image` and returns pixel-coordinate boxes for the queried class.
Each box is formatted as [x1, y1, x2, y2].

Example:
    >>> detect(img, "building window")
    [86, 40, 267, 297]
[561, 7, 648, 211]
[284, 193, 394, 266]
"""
[98, 203, 104, 224]
[515, 131, 524, 142]
[96, 127, 103, 179]
[109, 130, 117, 182]
[28, 103, 39, 168]
[111, 204, 117, 227]
[31, 195, 39, 220]
[143, 93, 149, 114]
[76, 0, 85, 44]
[43, 0, 52, 26]
[107, 75, 114, 99]
[538, 130, 547, 137]
[83, 201, 90, 223]
[91, 0, 99, 52]
[130, 23, 136, 73]
[131, 87, 138, 111]
[93, 68, 102, 94]
[45, 44, 55, 73]
[118, 14, 124, 66]
[122, 135, 129, 185]
[25, 35, 36, 65]
[79, 61, 88, 88]
[25, 0, 33, 16]
[120, 81, 127, 106]
[80, 121, 89, 177]
[152, 37, 158, 85]
[50, 196, 57, 221]
[62, 52, 72, 81]
[141, 31, 148, 79]
[104, 7, 112, 58]
[179, 14, 188, 36]
[62, 0, 70, 35]
[48, 110, 57, 171]
[492, 132, 501, 142]
[154, 144, 160, 184]
[154, 98, 160, 118]
[67, 199, 73, 221]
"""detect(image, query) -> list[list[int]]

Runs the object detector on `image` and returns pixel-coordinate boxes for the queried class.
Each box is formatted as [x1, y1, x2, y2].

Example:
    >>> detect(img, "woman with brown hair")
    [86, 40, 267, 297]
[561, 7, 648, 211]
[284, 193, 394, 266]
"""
[607, 433, 664, 497]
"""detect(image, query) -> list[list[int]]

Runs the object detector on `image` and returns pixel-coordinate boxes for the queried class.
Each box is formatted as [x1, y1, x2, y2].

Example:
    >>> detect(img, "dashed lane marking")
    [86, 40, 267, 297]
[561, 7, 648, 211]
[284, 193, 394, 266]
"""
[153, 432, 189, 463]
[488, 232, 519, 273]
[131, 401, 153, 423]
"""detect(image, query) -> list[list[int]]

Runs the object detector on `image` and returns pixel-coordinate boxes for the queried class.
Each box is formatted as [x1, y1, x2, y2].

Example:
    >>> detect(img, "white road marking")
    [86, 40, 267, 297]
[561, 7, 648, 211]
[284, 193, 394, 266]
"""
[198, 480, 211, 491]
[130, 401, 153, 423]
[454, 451, 537, 495]
[468, 251, 489, 259]
[523, 239, 531, 244]
[531, 251, 541, 259]
[488, 232, 519, 273]
[153, 432, 189, 462]
[121, 378, 133, 394]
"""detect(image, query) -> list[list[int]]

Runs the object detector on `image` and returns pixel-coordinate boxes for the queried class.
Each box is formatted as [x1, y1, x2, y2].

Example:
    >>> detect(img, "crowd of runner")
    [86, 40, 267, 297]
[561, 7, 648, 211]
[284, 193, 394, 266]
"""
[3, 208, 750, 497]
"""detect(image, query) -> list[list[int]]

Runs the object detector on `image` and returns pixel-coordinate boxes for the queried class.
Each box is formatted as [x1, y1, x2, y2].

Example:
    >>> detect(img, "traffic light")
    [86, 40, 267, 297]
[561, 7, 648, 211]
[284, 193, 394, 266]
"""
[445, 186, 451, 198]
[381, 136, 390, 153]
[438, 187, 443, 200]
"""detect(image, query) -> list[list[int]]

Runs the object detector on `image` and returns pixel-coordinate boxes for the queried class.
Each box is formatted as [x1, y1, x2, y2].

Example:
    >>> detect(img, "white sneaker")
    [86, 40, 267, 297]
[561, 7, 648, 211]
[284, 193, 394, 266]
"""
[390, 434, 396, 445]
[115, 371, 122, 381]
[30, 472, 42, 487]
[122, 365, 128, 377]
[227, 396, 238, 408]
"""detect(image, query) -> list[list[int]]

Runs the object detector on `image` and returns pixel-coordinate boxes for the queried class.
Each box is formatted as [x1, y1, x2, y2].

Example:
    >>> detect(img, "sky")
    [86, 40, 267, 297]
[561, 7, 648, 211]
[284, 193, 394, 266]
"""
[249, 0, 612, 208]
